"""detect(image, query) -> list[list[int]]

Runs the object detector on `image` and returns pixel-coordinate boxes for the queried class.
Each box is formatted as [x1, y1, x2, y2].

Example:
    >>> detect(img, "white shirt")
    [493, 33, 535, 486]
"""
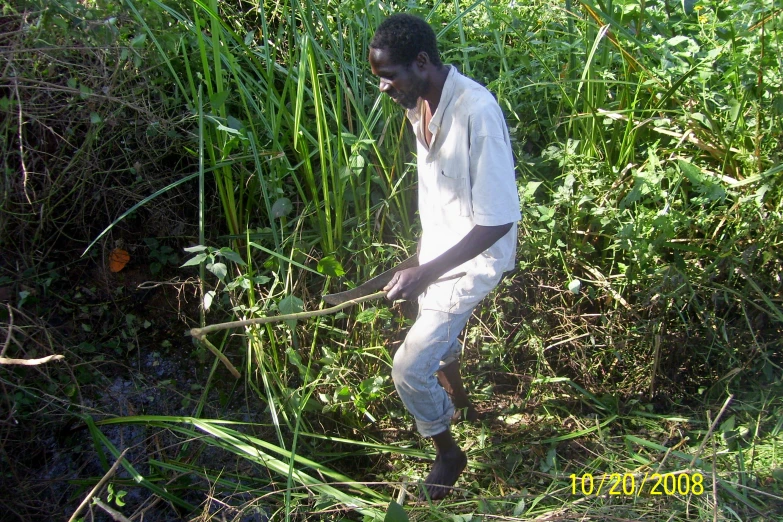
[407, 66, 521, 313]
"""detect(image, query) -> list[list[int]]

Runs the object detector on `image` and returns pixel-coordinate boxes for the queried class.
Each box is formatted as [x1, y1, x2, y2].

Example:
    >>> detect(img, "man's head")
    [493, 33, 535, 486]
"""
[369, 14, 443, 109]
[370, 14, 442, 69]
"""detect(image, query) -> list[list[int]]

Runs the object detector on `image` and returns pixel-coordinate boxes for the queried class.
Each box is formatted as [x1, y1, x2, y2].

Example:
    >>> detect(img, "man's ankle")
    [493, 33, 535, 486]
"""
[431, 429, 460, 454]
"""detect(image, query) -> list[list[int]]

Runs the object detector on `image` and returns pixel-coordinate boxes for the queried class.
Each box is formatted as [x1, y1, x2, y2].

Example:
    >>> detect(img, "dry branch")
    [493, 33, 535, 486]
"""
[0, 354, 64, 365]
[190, 291, 387, 340]
[68, 448, 130, 522]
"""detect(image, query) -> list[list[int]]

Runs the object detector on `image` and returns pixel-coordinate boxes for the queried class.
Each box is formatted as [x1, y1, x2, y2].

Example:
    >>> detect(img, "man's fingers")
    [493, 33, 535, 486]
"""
[383, 273, 399, 292]
[384, 273, 399, 300]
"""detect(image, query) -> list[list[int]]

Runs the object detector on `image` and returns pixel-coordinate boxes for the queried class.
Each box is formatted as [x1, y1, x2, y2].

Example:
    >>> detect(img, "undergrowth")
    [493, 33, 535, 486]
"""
[0, 0, 781, 520]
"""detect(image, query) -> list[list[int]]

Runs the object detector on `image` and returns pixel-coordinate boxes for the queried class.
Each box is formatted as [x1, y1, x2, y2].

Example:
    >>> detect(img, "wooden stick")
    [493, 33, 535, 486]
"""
[190, 290, 388, 340]
[199, 336, 240, 379]
[1, 303, 13, 357]
[68, 448, 129, 522]
[0, 354, 64, 365]
[690, 394, 733, 469]
[92, 498, 132, 522]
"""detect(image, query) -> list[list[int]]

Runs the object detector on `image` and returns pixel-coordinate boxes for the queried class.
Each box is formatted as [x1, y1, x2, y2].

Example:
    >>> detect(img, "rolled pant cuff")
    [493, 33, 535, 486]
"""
[414, 407, 454, 438]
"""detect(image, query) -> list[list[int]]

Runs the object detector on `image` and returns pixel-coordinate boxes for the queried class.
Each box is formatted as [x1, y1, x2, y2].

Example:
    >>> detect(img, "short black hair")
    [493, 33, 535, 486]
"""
[370, 14, 442, 68]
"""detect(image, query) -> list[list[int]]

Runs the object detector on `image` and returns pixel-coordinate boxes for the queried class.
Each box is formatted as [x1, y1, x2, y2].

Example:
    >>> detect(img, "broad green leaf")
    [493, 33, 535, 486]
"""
[226, 115, 244, 131]
[384, 501, 408, 522]
[207, 262, 227, 280]
[210, 90, 230, 111]
[215, 123, 242, 136]
[90, 112, 102, 124]
[679, 160, 701, 181]
[218, 247, 246, 266]
[271, 198, 293, 218]
[355, 308, 377, 324]
[359, 376, 384, 398]
[513, 499, 526, 516]
[203, 291, 216, 311]
[278, 295, 303, 315]
[279, 295, 304, 329]
[181, 253, 208, 267]
[317, 255, 345, 277]
[667, 35, 689, 46]
[690, 112, 712, 130]
[523, 181, 543, 200]
[130, 33, 147, 47]
[349, 153, 365, 173]
[720, 415, 736, 433]
[183, 245, 208, 253]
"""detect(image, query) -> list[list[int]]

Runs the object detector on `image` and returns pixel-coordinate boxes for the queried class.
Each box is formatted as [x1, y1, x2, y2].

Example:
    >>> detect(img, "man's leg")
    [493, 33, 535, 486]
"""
[392, 307, 473, 499]
[437, 361, 479, 423]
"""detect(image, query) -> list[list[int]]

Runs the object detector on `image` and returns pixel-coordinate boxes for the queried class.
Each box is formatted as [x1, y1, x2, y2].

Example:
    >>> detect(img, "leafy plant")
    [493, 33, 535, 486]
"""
[105, 483, 127, 507]
[144, 237, 179, 275]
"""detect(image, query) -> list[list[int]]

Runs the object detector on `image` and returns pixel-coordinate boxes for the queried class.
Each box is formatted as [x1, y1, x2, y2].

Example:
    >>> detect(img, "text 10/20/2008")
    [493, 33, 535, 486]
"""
[570, 472, 705, 496]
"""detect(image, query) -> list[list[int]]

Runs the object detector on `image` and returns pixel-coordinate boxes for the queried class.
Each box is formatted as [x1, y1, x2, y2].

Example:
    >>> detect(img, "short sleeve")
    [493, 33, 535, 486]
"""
[468, 106, 522, 226]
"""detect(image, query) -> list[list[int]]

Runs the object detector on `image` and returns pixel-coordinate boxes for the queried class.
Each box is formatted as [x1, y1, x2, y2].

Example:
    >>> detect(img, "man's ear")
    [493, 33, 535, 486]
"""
[415, 51, 430, 69]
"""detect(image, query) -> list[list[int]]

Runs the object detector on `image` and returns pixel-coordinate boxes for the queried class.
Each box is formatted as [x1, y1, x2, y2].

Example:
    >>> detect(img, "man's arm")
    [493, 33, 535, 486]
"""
[384, 223, 513, 301]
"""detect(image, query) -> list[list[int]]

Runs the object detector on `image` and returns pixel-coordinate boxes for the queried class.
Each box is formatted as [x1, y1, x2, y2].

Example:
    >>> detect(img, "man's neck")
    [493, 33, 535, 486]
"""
[422, 65, 450, 114]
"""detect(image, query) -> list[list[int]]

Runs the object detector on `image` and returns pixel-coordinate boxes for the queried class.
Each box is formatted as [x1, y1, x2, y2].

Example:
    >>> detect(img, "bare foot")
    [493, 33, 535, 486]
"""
[421, 448, 467, 500]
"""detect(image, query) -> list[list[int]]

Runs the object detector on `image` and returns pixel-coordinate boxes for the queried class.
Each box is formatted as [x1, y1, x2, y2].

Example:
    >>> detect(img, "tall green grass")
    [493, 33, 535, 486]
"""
[77, 0, 430, 516]
[53, 0, 783, 519]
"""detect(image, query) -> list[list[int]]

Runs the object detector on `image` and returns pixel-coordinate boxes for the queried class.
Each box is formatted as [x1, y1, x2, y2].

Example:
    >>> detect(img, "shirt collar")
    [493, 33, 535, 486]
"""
[428, 65, 457, 130]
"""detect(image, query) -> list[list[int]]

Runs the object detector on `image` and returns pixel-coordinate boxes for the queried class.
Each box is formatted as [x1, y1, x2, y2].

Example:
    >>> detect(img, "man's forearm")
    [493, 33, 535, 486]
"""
[384, 223, 514, 301]
[419, 223, 513, 281]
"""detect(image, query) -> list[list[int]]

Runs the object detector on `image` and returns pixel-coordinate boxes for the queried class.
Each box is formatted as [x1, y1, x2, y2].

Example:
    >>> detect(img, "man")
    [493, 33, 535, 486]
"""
[369, 14, 521, 500]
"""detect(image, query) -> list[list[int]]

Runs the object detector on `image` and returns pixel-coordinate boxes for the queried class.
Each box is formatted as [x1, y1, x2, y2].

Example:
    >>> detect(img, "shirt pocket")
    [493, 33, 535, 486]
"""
[437, 169, 471, 217]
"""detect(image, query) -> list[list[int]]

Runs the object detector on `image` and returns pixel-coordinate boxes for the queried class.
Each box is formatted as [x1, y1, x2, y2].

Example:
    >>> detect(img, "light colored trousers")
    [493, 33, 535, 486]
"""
[391, 306, 475, 437]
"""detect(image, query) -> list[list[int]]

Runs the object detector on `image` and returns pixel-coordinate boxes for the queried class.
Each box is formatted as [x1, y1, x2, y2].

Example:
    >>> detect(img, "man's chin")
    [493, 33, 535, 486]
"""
[396, 97, 418, 110]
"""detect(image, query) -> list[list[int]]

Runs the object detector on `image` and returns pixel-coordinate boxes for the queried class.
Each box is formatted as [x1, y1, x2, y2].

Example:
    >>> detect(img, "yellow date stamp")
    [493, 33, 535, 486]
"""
[570, 472, 705, 496]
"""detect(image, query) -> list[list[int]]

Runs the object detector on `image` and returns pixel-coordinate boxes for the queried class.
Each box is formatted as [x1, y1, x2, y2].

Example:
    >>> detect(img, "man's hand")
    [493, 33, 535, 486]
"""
[384, 265, 434, 301]
[384, 223, 514, 302]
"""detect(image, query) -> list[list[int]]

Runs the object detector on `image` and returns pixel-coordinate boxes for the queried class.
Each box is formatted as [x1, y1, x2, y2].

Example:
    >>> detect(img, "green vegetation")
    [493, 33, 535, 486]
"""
[1, 0, 781, 520]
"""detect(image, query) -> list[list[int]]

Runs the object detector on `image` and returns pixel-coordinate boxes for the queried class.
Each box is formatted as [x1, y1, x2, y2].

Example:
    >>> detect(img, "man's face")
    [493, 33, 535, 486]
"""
[369, 47, 427, 110]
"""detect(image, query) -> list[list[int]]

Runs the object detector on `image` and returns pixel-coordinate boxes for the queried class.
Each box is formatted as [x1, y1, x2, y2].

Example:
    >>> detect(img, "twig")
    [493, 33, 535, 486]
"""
[396, 475, 409, 506]
[710, 410, 718, 522]
[190, 290, 387, 339]
[198, 336, 240, 379]
[13, 71, 33, 206]
[68, 448, 129, 522]
[690, 395, 733, 469]
[1, 304, 13, 357]
[0, 354, 64, 365]
[574, 260, 641, 320]
[649, 322, 662, 396]
[544, 332, 590, 351]
[91, 498, 132, 522]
